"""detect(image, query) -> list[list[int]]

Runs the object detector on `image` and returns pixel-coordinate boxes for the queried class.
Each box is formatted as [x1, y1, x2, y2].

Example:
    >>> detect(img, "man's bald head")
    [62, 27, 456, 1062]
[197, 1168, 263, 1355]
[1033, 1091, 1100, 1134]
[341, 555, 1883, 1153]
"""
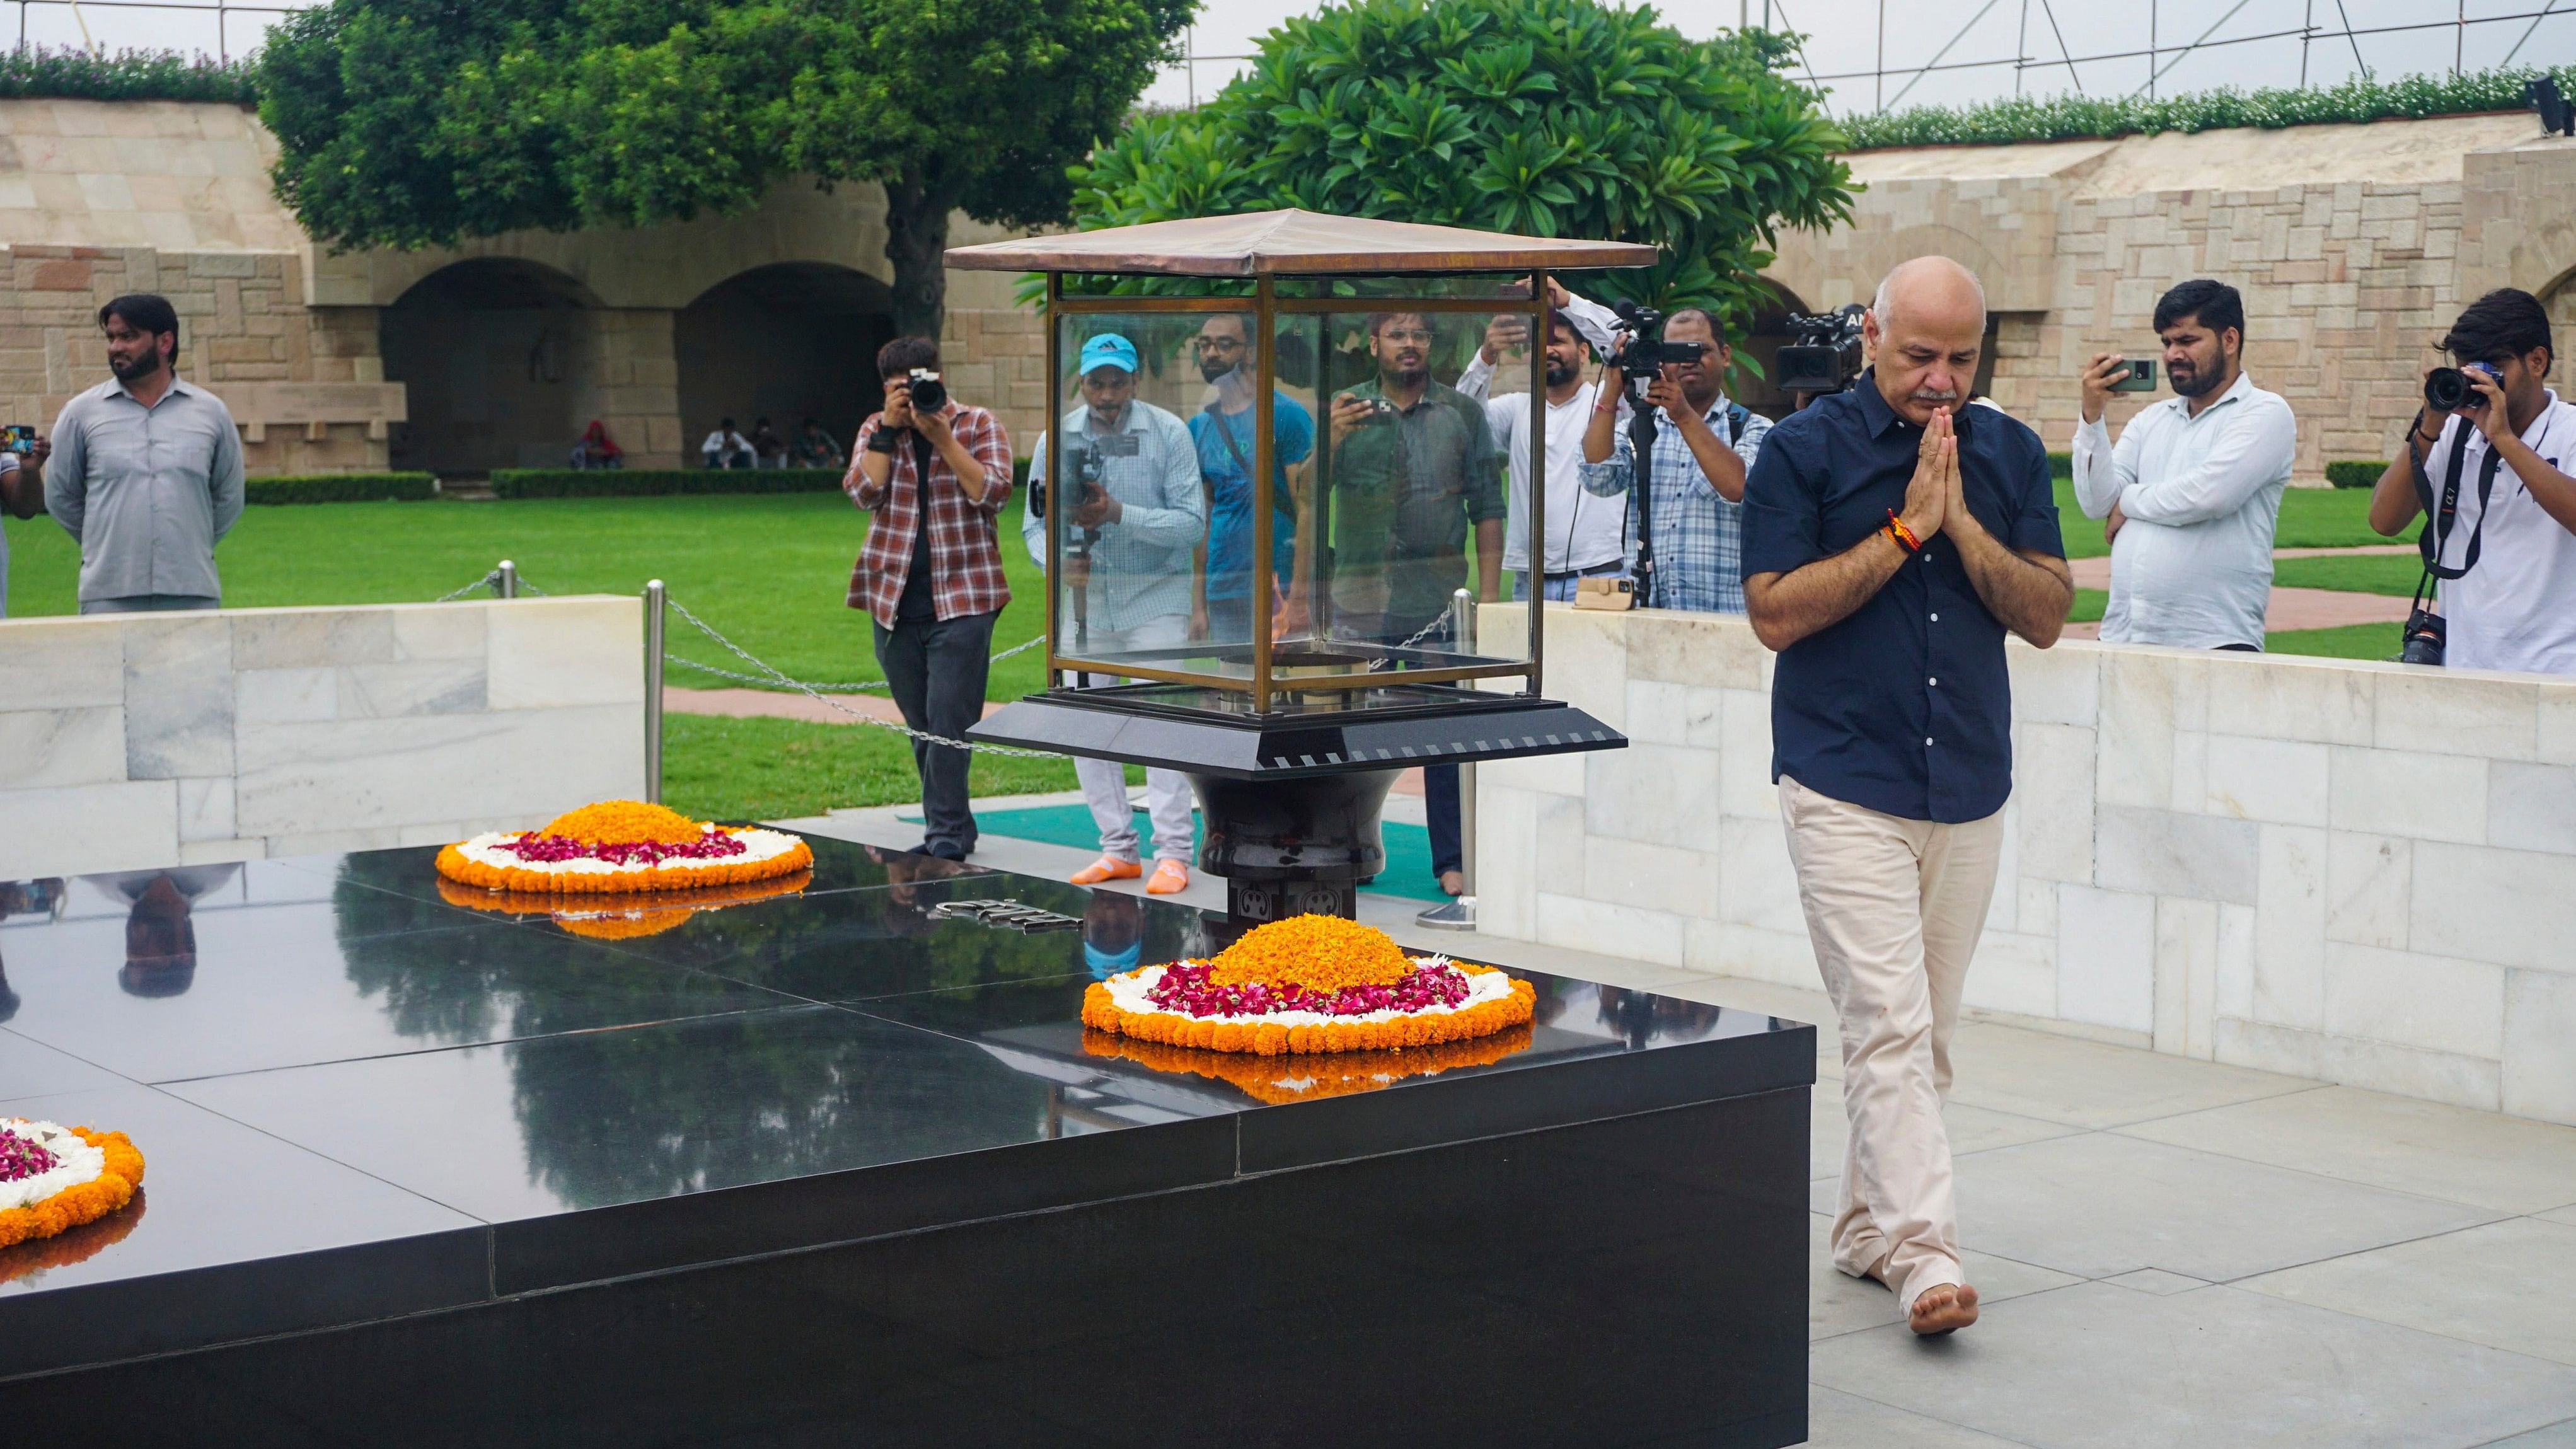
[1864, 257, 1989, 426]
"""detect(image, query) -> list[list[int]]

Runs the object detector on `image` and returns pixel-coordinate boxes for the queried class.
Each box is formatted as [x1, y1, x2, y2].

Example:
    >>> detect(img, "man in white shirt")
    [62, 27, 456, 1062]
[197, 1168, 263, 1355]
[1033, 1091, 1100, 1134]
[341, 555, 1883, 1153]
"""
[700, 419, 754, 469]
[2367, 287, 2576, 676]
[2072, 279, 2297, 650]
[1453, 307, 1623, 599]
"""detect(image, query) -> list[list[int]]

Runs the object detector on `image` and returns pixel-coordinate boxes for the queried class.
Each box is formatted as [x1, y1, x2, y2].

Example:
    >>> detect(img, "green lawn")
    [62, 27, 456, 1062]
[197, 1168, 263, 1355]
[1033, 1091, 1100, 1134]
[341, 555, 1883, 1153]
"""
[3, 493, 1054, 699]
[2051, 478, 2394, 559]
[2270, 553, 2422, 597]
[664, 713, 1126, 823]
[2265, 622, 2403, 660]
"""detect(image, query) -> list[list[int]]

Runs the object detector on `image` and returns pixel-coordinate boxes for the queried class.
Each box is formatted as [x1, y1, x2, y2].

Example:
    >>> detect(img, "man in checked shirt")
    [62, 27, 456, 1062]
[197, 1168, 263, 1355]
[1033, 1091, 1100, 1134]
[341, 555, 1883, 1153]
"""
[1576, 306, 1773, 613]
[846, 335, 1015, 862]
[1023, 333, 1210, 895]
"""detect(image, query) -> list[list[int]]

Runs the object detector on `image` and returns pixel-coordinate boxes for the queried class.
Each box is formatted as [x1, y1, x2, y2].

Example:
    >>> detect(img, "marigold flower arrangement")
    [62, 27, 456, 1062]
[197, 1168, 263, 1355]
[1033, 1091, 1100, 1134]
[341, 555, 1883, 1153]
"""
[0, 1119, 145, 1250]
[1083, 1024, 1533, 1104]
[436, 800, 812, 896]
[1080, 914, 1535, 1055]
[435, 870, 812, 940]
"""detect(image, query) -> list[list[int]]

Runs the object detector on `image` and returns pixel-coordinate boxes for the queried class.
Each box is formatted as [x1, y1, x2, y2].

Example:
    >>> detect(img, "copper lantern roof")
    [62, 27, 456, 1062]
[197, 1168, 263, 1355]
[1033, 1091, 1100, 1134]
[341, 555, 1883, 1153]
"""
[942, 209, 1659, 276]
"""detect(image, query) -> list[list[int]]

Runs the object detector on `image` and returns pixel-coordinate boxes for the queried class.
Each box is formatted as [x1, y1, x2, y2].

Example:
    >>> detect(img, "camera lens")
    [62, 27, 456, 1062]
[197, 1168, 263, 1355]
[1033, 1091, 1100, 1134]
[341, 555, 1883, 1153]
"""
[2423, 368, 2471, 412]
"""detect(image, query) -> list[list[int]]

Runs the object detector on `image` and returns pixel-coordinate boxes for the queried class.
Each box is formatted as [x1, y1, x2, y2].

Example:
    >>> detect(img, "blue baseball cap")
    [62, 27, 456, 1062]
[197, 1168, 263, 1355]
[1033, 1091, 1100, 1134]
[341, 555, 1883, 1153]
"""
[1078, 333, 1139, 376]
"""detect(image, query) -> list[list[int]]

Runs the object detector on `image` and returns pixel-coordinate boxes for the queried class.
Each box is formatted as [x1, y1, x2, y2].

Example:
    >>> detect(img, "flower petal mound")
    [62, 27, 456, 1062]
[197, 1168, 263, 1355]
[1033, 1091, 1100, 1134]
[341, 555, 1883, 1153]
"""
[435, 800, 813, 895]
[0, 1119, 144, 1250]
[1080, 913, 1536, 1055]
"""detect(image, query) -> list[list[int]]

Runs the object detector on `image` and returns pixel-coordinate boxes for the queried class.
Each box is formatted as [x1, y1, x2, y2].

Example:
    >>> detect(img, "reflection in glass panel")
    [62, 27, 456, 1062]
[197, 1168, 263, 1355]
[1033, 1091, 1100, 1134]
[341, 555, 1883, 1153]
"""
[1298, 308, 1533, 674]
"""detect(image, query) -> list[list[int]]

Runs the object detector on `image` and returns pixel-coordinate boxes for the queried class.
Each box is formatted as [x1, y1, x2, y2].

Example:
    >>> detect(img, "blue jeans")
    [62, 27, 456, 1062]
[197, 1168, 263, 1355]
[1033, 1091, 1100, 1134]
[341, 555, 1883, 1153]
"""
[1513, 560, 1626, 603]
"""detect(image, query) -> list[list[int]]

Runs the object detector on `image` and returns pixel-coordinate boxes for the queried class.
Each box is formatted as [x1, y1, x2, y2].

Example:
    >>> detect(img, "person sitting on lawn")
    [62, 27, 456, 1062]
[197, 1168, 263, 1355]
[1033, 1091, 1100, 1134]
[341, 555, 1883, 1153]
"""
[751, 417, 788, 469]
[791, 417, 844, 470]
[702, 418, 755, 469]
[570, 419, 624, 470]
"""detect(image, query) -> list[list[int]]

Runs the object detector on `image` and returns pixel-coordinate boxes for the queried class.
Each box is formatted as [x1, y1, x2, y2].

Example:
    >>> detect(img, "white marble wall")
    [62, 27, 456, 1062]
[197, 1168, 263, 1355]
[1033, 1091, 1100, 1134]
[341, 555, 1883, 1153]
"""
[1479, 604, 2576, 1127]
[0, 598, 645, 877]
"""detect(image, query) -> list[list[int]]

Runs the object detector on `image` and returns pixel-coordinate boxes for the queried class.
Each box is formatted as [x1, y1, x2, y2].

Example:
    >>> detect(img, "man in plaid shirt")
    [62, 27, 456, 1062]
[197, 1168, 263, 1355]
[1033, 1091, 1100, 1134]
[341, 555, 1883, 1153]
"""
[845, 335, 1015, 860]
[1577, 308, 1773, 613]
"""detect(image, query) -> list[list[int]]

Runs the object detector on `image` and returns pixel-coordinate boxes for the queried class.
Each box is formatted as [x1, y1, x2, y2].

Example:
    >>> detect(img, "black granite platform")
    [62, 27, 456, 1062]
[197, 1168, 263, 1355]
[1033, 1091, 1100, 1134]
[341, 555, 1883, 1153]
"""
[0, 838, 1813, 1447]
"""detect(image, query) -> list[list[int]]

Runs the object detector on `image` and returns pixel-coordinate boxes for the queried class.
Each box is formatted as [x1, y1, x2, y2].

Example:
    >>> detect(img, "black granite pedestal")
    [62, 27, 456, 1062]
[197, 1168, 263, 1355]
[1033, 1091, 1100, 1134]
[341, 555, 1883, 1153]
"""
[0, 838, 1811, 1447]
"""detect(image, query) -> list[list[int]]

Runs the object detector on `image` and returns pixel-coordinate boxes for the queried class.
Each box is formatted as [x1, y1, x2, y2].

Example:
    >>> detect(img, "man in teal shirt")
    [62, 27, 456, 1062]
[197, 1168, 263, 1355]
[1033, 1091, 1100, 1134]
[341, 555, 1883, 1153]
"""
[1186, 313, 1312, 643]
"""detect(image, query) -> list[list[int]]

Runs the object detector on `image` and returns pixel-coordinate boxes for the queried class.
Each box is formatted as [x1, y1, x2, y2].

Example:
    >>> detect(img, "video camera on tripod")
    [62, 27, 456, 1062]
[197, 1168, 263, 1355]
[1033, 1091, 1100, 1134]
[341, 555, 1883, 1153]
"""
[1608, 299, 1709, 389]
[1774, 304, 1869, 394]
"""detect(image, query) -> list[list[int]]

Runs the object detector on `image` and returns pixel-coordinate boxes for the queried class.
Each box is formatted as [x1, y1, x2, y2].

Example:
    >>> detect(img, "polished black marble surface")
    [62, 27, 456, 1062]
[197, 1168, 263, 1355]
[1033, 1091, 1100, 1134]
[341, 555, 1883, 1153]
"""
[0, 835, 1814, 1442]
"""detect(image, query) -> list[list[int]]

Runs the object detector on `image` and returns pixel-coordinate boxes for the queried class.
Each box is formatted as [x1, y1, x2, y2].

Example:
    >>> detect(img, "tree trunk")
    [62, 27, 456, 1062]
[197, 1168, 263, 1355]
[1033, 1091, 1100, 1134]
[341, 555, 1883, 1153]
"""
[882, 176, 955, 342]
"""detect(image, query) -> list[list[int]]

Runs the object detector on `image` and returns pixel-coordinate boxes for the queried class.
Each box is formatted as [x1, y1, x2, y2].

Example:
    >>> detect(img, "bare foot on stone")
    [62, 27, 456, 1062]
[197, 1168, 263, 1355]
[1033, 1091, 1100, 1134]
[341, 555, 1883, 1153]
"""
[1909, 1283, 1979, 1336]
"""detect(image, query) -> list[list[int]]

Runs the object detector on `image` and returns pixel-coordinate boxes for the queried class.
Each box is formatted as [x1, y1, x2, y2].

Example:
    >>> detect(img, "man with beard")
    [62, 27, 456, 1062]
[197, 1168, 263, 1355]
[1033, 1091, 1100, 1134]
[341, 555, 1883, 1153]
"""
[1455, 308, 1625, 601]
[45, 294, 244, 615]
[1327, 311, 1505, 899]
[2072, 279, 2295, 650]
[1576, 307, 1773, 612]
[1743, 256, 2072, 1338]
[1186, 313, 1312, 643]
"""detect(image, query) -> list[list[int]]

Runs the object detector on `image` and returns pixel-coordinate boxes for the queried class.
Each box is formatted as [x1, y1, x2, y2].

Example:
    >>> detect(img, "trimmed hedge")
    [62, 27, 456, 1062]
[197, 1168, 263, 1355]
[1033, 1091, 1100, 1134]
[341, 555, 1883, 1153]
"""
[246, 472, 438, 504]
[1840, 65, 2573, 152]
[2326, 460, 2388, 490]
[0, 47, 258, 105]
[2048, 451, 2071, 479]
[488, 468, 845, 499]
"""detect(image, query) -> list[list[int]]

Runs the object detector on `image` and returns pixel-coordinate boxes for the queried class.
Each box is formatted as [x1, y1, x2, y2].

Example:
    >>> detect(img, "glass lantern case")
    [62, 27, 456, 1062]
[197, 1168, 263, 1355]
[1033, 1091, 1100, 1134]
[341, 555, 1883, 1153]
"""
[946, 212, 1651, 922]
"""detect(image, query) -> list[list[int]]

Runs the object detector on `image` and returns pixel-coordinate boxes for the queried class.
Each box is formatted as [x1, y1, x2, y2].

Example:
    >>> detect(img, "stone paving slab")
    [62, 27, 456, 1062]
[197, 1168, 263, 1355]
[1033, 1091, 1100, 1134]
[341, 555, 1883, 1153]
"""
[2239, 1218, 2576, 1368]
[1811, 1281, 2576, 1449]
[2117, 1086, 2576, 1215]
[1943, 1132, 2500, 1283]
[1944, 1021, 2318, 1128]
[1806, 1385, 2035, 1448]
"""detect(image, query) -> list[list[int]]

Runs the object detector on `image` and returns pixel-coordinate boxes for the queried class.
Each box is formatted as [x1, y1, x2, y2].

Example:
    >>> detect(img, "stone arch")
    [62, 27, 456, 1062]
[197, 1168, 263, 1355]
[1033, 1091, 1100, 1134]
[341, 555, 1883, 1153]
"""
[380, 258, 603, 475]
[675, 262, 898, 464]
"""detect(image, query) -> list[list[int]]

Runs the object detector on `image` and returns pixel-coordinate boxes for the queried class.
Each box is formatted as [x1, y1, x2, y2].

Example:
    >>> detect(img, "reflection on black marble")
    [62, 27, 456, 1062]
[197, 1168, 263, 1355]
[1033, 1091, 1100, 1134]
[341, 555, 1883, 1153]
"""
[161, 1005, 1107, 1222]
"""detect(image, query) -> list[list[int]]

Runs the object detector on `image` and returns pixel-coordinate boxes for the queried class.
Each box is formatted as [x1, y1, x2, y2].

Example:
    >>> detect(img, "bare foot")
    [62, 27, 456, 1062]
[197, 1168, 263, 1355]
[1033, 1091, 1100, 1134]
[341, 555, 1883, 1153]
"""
[1438, 870, 1465, 896]
[1909, 1283, 1980, 1336]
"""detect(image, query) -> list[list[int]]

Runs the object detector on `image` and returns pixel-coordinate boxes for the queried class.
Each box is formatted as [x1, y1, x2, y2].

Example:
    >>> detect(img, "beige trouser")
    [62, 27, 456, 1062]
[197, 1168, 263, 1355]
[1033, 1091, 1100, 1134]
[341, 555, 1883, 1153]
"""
[1778, 773, 2006, 1314]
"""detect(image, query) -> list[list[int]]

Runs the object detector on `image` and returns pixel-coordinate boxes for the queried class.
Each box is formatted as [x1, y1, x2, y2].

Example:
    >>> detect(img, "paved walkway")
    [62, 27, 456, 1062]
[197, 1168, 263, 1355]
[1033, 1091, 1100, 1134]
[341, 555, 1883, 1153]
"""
[2066, 552, 2413, 633]
[783, 807, 2576, 1448]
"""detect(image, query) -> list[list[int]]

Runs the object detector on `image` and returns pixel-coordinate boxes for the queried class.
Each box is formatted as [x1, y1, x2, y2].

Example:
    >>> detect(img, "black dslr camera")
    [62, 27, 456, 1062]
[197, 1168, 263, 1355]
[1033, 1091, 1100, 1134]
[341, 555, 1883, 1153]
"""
[1776, 305, 1869, 393]
[904, 368, 947, 415]
[1031, 431, 1134, 522]
[2423, 361, 2502, 413]
[1609, 299, 1708, 381]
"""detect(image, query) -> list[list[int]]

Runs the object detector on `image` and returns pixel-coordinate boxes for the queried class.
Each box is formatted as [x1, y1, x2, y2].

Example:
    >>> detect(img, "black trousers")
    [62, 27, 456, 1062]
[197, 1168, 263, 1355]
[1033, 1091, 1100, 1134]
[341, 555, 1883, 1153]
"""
[871, 608, 998, 859]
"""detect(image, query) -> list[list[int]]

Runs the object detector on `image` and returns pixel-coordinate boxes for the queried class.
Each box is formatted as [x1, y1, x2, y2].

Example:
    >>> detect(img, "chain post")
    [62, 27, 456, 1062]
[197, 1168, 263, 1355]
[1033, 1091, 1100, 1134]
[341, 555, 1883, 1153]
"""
[644, 580, 666, 804]
[496, 560, 519, 599]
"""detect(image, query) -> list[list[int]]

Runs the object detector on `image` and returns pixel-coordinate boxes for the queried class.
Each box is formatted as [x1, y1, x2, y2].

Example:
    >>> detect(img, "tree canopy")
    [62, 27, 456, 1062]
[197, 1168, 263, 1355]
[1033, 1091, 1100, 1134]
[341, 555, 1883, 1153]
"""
[258, 0, 1193, 333]
[1068, 0, 1854, 328]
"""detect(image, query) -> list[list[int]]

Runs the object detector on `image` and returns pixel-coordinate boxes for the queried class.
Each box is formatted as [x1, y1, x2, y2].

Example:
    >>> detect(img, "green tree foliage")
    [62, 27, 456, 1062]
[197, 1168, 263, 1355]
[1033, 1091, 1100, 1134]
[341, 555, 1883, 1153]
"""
[1839, 65, 2576, 151]
[1069, 0, 1854, 326]
[257, 0, 1193, 334]
[0, 45, 258, 103]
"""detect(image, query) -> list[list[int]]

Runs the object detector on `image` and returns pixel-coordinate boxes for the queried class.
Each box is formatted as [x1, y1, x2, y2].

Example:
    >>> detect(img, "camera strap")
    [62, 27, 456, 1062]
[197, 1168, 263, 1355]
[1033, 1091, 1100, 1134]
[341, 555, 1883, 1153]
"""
[2410, 422, 2504, 582]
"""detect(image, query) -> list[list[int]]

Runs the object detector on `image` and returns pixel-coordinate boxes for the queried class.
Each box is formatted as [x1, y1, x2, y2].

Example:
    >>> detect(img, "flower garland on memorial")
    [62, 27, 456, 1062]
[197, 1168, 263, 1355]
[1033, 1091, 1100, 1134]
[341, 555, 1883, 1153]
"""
[1080, 915, 1535, 1055]
[435, 870, 813, 940]
[1082, 1024, 1534, 1103]
[435, 800, 812, 895]
[0, 1119, 145, 1250]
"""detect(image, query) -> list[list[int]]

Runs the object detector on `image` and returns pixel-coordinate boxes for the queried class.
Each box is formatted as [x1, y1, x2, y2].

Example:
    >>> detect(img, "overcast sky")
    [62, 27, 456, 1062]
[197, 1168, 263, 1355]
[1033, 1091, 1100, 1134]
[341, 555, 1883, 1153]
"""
[18, 0, 2569, 119]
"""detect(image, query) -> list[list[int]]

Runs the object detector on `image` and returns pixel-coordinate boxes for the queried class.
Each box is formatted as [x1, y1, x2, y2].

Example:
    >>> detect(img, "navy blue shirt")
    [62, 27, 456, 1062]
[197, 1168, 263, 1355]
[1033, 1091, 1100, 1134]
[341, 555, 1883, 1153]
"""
[1740, 379, 2062, 823]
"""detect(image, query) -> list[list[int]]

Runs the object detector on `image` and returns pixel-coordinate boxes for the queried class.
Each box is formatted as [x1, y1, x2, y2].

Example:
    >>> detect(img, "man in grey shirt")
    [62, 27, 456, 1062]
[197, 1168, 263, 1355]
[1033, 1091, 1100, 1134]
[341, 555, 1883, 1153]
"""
[46, 294, 246, 615]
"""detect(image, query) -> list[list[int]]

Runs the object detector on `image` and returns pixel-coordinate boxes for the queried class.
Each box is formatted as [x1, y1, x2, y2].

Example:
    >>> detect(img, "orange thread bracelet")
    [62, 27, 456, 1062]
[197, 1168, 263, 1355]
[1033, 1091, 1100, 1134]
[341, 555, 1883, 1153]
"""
[1883, 510, 1923, 553]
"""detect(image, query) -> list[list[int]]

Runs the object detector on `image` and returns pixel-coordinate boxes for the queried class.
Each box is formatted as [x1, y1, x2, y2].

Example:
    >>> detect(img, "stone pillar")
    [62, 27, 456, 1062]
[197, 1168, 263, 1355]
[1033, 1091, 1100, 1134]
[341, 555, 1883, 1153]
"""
[570, 308, 684, 469]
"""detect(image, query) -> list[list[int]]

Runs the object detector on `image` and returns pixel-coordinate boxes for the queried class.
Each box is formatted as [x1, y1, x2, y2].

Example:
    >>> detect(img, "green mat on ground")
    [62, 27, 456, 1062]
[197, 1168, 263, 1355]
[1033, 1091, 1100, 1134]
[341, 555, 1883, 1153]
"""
[913, 804, 1447, 903]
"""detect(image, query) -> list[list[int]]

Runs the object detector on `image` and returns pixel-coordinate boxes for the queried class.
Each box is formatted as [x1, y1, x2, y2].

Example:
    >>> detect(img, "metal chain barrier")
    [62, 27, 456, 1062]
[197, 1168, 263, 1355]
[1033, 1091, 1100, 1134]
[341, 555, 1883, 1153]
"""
[663, 630, 1044, 694]
[430, 570, 502, 604]
[662, 595, 1061, 758]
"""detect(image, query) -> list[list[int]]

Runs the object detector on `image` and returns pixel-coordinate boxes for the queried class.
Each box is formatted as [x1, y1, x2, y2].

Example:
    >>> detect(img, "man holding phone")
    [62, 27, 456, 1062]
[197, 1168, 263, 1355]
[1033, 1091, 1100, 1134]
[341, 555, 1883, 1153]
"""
[2071, 279, 2296, 650]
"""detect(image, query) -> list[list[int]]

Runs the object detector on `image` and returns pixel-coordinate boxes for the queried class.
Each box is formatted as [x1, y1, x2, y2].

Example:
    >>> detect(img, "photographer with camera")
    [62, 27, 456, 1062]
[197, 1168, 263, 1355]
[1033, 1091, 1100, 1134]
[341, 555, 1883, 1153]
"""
[1327, 311, 1505, 899]
[0, 426, 48, 620]
[1576, 306, 1772, 613]
[2072, 279, 2296, 652]
[845, 335, 1014, 862]
[1022, 333, 1208, 894]
[2368, 287, 2576, 674]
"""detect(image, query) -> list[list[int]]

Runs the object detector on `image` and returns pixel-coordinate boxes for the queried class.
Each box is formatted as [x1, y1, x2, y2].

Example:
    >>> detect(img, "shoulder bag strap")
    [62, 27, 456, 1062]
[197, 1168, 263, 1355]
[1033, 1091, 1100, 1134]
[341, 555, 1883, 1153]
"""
[2414, 424, 2503, 582]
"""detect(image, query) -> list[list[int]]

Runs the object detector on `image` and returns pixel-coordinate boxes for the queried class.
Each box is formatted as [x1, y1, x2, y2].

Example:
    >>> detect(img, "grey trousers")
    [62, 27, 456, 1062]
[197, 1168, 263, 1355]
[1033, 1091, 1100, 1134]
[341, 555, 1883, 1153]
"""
[871, 608, 998, 860]
[81, 594, 220, 615]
